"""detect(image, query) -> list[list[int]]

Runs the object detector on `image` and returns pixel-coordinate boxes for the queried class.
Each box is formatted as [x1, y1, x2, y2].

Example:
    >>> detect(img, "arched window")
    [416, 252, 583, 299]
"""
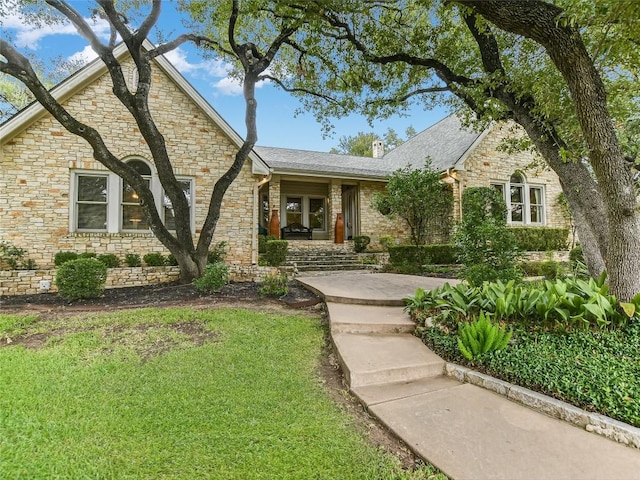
[122, 159, 152, 230]
[490, 171, 545, 225]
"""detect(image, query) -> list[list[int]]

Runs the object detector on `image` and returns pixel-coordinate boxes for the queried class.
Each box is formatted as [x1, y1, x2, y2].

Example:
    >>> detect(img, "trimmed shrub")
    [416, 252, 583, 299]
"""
[258, 235, 276, 254]
[165, 254, 178, 266]
[259, 273, 289, 297]
[143, 252, 166, 267]
[125, 253, 142, 267]
[97, 253, 121, 268]
[78, 252, 96, 259]
[510, 227, 569, 251]
[520, 260, 560, 279]
[378, 235, 395, 251]
[389, 244, 458, 268]
[265, 240, 288, 267]
[207, 241, 228, 264]
[193, 262, 229, 293]
[353, 235, 371, 253]
[56, 258, 108, 300]
[54, 251, 78, 266]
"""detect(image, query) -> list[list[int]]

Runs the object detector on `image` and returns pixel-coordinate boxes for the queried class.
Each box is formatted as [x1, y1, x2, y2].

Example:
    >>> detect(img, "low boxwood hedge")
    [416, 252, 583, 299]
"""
[389, 244, 458, 266]
[510, 227, 568, 251]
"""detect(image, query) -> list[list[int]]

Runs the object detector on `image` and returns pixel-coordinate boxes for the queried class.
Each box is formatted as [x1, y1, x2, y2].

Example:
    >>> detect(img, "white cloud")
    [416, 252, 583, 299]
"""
[2, 12, 111, 49]
[67, 45, 98, 66]
[163, 47, 230, 77]
[213, 76, 244, 96]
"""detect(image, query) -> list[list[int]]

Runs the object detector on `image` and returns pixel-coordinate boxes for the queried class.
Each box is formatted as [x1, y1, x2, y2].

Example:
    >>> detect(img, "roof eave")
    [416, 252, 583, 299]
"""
[270, 167, 388, 182]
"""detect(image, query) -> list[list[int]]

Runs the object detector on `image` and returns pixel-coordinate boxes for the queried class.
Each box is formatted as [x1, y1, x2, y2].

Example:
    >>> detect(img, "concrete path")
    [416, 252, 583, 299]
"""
[297, 272, 640, 480]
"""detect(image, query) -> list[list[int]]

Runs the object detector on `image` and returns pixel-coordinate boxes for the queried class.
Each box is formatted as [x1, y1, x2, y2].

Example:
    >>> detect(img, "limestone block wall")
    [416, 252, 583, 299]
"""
[455, 123, 569, 229]
[1, 58, 258, 269]
[358, 181, 411, 248]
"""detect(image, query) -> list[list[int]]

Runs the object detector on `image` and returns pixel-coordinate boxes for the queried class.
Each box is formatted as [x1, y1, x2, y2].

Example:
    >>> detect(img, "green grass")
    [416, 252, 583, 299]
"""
[422, 320, 640, 428]
[0, 308, 445, 479]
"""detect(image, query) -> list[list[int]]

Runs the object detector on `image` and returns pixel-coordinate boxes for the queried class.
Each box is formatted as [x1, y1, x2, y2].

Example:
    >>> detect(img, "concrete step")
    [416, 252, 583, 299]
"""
[332, 332, 445, 387]
[327, 303, 415, 334]
[294, 264, 370, 272]
[352, 375, 461, 406]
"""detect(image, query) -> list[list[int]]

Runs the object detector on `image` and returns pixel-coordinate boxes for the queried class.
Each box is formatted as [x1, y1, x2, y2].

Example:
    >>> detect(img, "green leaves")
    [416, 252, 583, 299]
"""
[407, 275, 639, 331]
[457, 312, 512, 361]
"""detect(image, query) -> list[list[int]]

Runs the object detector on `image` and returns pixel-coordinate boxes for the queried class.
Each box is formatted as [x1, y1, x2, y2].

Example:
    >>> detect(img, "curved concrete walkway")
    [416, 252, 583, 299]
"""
[297, 272, 640, 480]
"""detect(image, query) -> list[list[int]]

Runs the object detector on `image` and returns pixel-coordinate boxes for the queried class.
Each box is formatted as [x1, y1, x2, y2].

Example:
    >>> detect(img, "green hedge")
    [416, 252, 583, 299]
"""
[389, 244, 458, 266]
[265, 240, 288, 267]
[56, 258, 108, 300]
[510, 227, 568, 251]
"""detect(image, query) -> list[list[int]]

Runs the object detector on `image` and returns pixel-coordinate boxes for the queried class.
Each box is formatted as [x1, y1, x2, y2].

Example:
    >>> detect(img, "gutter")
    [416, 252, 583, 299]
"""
[251, 171, 272, 264]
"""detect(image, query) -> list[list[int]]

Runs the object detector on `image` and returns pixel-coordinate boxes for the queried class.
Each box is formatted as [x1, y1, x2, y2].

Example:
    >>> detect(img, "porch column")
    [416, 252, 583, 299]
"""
[269, 175, 281, 236]
[329, 179, 342, 241]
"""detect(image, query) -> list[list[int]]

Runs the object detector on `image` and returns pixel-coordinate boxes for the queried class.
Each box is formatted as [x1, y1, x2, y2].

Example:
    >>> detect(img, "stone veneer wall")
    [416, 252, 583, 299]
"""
[0, 265, 280, 296]
[358, 181, 411, 248]
[1, 58, 259, 269]
[455, 122, 569, 229]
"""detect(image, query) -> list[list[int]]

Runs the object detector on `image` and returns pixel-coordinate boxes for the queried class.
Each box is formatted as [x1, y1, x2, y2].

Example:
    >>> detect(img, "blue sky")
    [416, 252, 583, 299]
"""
[1, 1, 449, 152]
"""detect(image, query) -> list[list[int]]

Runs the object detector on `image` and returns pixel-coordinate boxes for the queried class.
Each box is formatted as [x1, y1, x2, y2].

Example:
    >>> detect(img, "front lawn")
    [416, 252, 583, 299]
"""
[0, 309, 444, 479]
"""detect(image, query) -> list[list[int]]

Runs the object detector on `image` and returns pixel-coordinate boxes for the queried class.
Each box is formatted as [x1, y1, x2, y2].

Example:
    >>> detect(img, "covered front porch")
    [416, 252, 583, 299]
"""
[258, 175, 362, 242]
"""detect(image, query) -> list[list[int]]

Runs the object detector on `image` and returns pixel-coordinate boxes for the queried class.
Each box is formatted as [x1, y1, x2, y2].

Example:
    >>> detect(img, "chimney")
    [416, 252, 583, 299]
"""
[372, 139, 384, 158]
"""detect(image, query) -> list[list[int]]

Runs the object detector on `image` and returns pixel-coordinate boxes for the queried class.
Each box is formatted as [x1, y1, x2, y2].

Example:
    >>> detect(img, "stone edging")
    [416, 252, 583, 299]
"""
[445, 363, 640, 450]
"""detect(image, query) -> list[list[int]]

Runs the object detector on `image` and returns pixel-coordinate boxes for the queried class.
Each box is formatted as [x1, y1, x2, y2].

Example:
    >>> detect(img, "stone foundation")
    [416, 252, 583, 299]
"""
[0, 264, 280, 296]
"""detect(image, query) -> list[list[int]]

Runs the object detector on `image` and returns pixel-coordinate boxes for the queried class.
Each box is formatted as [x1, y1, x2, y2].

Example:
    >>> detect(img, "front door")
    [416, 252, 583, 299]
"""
[342, 186, 358, 240]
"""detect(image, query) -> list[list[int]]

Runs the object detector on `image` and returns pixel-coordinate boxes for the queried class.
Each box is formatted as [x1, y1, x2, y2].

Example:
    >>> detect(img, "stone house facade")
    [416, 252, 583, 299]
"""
[1, 42, 568, 277]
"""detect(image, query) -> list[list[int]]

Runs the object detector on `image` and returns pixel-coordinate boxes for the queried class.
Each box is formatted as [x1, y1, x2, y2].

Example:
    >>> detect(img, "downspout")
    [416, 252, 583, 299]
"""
[252, 171, 272, 265]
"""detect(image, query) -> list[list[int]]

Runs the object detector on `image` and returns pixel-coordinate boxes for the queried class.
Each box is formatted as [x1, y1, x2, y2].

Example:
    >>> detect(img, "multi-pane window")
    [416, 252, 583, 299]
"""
[490, 172, 545, 225]
[286, 197, 303, 225]
[309, 198, 325, 230]
[76, 174, 108, 230]
[72, 159, 193, 233]
[163, 180, 192, 231]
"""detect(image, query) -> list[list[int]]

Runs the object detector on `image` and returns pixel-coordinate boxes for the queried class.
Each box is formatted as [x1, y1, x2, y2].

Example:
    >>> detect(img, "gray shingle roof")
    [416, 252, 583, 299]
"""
[255, 113, 485, 179]
[383, 114, 485, 171]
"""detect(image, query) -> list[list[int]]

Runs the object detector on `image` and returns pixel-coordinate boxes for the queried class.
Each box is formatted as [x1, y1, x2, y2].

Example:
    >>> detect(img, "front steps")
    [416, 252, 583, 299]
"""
[284, 247, 381, 273]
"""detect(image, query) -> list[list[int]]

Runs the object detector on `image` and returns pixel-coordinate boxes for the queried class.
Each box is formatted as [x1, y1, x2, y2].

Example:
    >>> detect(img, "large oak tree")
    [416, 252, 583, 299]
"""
[1, 0, 309, 282]
[267, 0, 639, 300]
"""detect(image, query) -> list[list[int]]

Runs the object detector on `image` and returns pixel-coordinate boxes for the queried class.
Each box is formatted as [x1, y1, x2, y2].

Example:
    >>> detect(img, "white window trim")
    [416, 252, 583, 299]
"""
[70, 168, 195, 234]
[490, 178, 546, 226]
[281, 194, 327, 232]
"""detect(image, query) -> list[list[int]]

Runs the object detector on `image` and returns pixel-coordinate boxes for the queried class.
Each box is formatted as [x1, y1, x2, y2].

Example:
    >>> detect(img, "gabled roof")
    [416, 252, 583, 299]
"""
[0, 40, 270, 175]
[255, 113, 488, 179]
[382, 114, 486, 172]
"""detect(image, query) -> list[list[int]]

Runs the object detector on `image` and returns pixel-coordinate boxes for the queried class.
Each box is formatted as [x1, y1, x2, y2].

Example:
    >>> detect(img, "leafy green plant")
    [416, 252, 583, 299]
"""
[264, 240, 288, 267]
[259, 273, 289, 297]
[193, 262, 229, 293]
[97, 254, 120, 268]
[55, 258, 108, 300]
[510, 227, 569, 251]
[165, 254, 179, 266]
[378, 235, 395, 251]
[353, 235, 371, 253]
[124, 253, 142, 267]
[520, 260, 560, 279]
[455, 187, 522, 286]
[258, 235, 276, 254]
[78, 252, 96, 259]
[143, 252, 166, 267]
[0, 241, 36, 270]
[457, 312, 512, 361]
[54, 251, 78, 266]
[207, 241, 228, 264]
